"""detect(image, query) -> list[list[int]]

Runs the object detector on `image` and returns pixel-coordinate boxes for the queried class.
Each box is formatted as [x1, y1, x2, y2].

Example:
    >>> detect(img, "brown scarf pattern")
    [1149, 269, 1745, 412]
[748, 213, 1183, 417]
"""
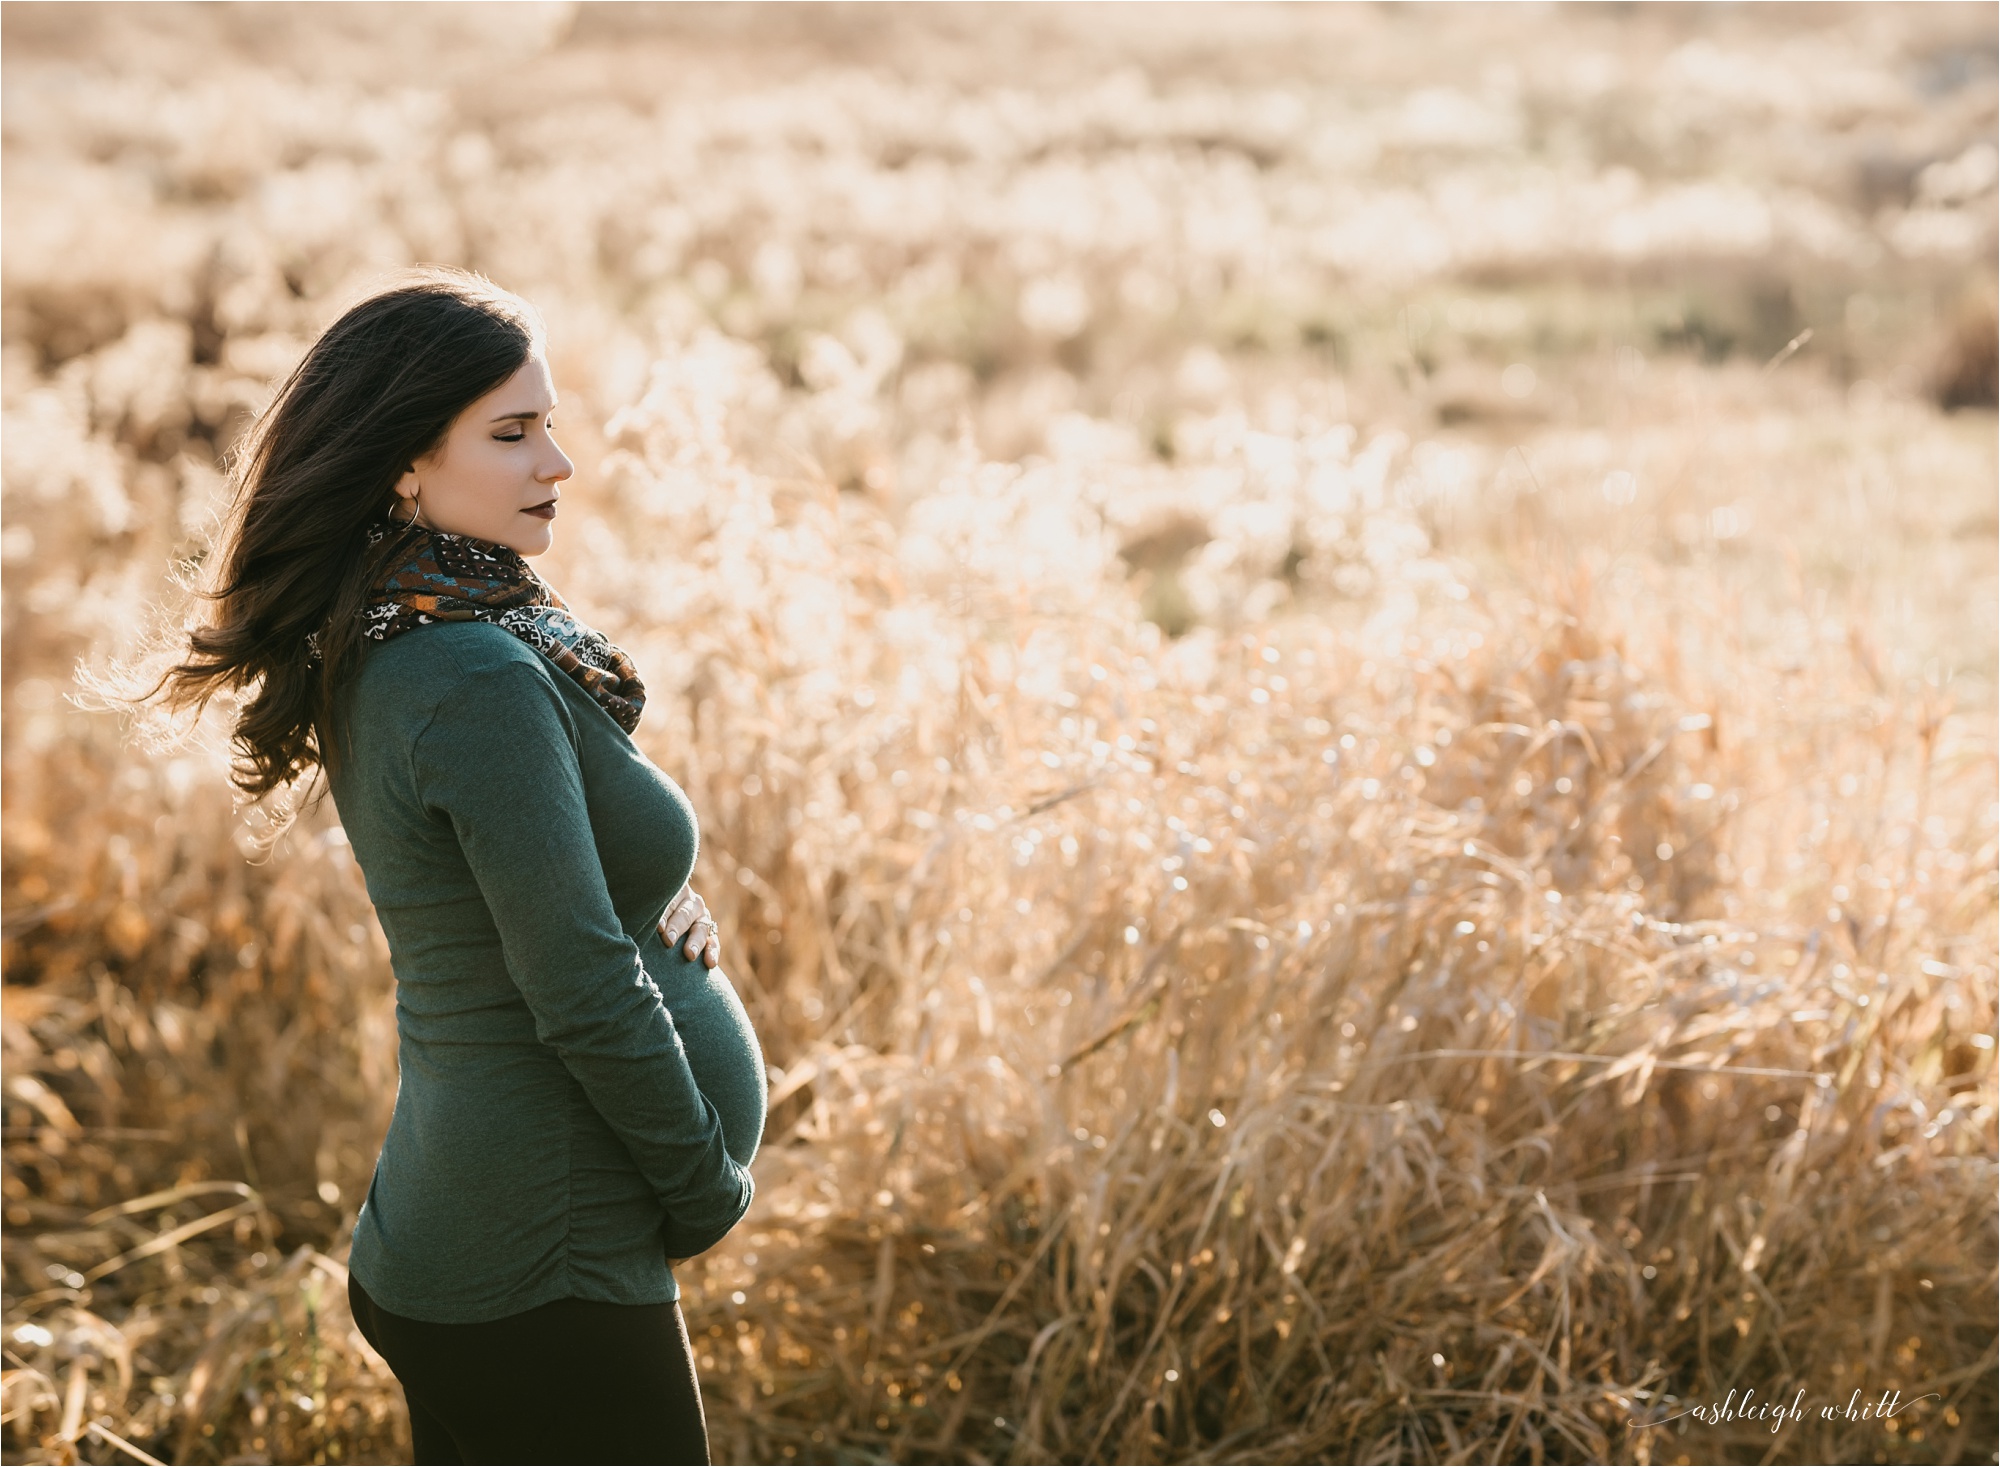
[360, 524, 646, 733]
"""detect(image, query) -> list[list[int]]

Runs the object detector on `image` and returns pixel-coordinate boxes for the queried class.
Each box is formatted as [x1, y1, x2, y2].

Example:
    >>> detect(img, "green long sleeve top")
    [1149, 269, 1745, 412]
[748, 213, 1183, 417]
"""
[327, 620, 765, 1324]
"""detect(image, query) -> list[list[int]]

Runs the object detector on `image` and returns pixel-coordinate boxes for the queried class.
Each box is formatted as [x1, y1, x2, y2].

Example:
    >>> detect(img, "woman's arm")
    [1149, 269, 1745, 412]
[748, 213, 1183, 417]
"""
[414, 657, 751, 1260]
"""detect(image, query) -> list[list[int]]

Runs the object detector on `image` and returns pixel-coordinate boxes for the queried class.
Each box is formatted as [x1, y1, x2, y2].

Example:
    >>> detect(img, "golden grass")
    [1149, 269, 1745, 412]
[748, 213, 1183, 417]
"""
[3, 6, 1996, 1465]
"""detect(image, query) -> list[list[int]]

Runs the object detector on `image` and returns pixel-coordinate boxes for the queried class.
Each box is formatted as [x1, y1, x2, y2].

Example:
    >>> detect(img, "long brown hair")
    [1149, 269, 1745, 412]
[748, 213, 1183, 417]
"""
[152, 268, 543, 801]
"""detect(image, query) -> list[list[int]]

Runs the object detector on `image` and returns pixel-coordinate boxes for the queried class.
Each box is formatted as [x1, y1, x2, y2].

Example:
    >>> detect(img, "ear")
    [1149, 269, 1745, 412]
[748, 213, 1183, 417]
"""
[392, 464, 420, 503]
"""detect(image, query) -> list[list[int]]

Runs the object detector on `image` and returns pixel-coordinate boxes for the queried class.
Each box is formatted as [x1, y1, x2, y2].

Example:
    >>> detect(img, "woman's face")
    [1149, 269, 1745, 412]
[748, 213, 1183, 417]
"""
[394, 352, 573, 556]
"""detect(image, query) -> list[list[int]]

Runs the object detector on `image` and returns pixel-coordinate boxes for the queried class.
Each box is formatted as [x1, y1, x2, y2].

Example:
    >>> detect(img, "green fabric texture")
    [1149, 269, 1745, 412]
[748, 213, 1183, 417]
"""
[326, 620, 764, 1324]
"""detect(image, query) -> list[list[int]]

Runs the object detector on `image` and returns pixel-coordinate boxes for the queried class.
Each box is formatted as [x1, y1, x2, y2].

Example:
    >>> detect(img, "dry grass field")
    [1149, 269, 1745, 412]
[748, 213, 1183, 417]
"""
[2, 4, 1996, 1464]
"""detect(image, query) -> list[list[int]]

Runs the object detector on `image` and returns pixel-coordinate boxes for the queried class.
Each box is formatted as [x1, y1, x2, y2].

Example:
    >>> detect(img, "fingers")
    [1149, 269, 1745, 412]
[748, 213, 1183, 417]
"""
[657, 888, 725, 970]
[660, 890, 722, 966]
[660, 894, 691, 944]
[661, 890, 708, 946]
[682, 915, 716, 962]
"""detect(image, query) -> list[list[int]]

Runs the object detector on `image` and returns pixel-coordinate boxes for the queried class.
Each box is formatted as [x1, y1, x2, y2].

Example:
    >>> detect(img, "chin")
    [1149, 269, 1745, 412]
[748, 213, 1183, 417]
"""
[506, 523, 556, 557]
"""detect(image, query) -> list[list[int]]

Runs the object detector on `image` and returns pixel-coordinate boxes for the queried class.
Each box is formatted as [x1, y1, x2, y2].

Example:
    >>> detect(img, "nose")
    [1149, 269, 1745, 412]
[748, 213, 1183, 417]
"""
[539, 440, 574, 484]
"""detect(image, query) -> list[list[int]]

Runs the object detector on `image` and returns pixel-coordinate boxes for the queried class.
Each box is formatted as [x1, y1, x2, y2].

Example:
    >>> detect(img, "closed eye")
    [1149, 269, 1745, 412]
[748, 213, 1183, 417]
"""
[495, 415, 554, 444]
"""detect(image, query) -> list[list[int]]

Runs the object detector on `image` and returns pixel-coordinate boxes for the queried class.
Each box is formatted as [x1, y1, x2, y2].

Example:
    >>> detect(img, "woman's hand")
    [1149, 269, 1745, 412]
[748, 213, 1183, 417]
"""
[658, 887, 720, 969]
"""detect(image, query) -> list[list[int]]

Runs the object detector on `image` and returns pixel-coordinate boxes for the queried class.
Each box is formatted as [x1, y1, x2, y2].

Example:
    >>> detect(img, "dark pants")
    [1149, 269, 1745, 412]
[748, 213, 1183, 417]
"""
[348, 1274, 710, 1465]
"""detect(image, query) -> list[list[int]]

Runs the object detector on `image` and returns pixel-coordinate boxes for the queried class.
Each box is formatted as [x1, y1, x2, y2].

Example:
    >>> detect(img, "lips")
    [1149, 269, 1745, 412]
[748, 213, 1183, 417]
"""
[523, 498, 559, 520]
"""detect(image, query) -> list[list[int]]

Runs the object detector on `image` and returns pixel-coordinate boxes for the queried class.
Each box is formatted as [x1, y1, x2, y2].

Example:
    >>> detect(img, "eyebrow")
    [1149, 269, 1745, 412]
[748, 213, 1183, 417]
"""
[489, 403, 557, 424]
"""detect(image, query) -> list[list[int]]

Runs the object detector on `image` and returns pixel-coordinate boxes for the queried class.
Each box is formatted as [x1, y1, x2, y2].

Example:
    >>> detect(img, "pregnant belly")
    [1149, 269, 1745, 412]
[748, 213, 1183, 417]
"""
[643, 935, 766, 1165]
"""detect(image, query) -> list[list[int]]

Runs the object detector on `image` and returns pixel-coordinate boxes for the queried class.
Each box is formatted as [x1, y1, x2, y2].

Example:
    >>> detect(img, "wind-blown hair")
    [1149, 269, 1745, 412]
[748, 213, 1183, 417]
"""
[152, 268, 542, 801]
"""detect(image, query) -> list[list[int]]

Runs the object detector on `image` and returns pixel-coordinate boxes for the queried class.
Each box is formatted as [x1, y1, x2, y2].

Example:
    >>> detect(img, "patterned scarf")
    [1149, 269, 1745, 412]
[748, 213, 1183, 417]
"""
[359, 524, 647, 733]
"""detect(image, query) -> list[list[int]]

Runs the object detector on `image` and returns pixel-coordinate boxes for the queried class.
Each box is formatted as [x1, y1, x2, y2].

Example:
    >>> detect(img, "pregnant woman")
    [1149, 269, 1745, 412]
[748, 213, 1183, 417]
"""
[153, 269, 764, 1464]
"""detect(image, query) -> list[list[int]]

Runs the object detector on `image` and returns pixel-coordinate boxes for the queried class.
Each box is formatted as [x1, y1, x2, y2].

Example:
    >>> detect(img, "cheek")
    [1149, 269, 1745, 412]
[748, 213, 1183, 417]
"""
[437, 443, 512, 501]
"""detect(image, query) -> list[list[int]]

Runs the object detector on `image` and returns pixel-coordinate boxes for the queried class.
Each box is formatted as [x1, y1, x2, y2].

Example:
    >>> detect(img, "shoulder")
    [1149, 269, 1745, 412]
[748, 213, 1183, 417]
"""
[358, 621, 560, 701]
[350, 622, 573, 749]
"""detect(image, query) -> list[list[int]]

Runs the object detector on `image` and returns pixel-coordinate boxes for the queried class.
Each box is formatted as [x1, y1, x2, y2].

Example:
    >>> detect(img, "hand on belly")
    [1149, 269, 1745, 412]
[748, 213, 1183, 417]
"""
[659, 886, 720, 968]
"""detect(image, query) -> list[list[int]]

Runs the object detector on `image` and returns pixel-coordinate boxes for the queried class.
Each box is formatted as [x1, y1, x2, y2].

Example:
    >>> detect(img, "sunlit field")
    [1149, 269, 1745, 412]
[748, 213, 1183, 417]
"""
[3, 5, 1996, 1464]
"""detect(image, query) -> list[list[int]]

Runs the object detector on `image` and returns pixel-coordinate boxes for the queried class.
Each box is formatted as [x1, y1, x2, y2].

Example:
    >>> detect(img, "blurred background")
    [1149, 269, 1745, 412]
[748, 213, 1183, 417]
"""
[2, 4, 1994, 1464]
